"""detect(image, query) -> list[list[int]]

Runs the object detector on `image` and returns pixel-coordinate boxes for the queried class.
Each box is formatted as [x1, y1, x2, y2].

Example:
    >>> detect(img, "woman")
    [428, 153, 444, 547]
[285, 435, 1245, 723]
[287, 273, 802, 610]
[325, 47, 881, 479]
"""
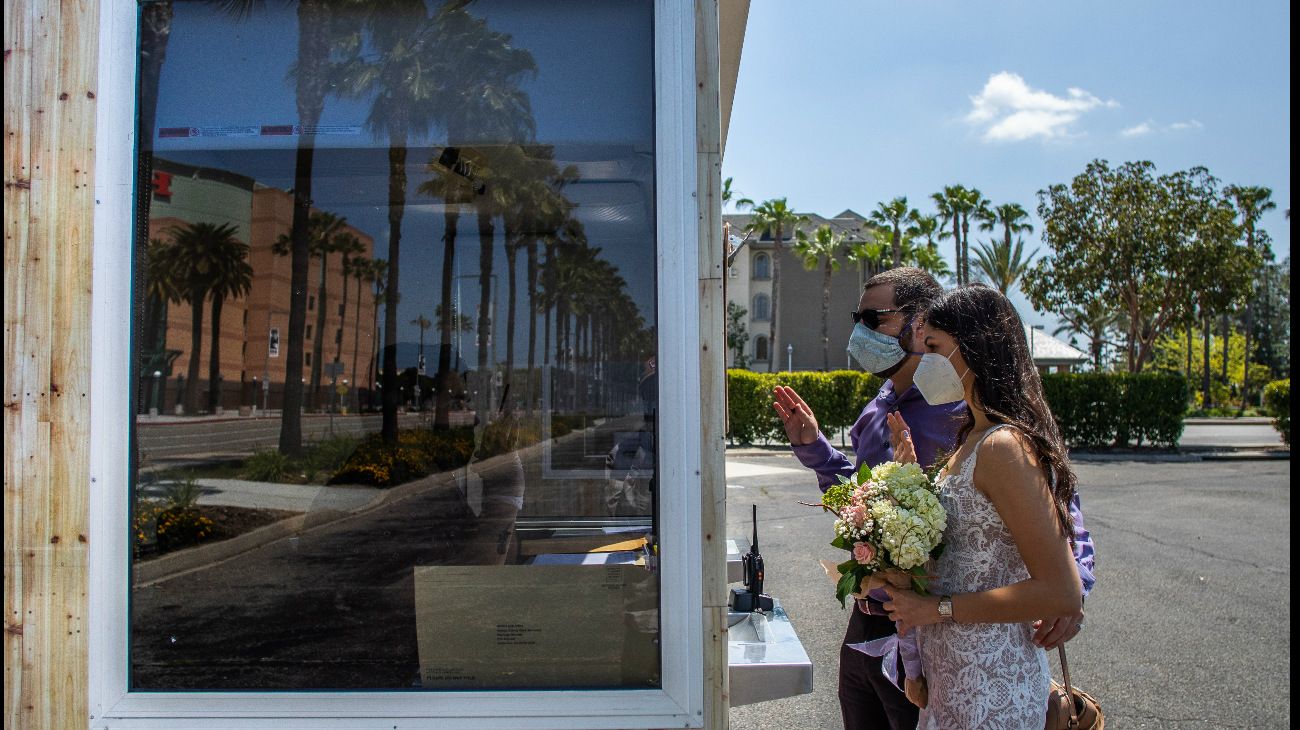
[882, 284, 1082, 729]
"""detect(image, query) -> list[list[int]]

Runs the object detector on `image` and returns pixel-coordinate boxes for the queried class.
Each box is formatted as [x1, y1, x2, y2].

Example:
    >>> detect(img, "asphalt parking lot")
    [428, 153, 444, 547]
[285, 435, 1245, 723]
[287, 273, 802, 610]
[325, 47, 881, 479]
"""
[725, 454, 1291, 729]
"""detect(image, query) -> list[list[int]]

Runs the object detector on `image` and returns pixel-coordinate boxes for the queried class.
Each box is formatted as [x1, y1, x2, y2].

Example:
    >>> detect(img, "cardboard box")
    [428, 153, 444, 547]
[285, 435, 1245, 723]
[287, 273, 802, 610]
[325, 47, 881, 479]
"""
[414, 564, 659, 689]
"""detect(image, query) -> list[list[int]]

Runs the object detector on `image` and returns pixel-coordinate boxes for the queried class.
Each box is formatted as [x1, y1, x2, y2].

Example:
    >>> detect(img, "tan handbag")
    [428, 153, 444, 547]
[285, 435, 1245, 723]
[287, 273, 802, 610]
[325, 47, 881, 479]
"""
[1046, 645, 1104, 730]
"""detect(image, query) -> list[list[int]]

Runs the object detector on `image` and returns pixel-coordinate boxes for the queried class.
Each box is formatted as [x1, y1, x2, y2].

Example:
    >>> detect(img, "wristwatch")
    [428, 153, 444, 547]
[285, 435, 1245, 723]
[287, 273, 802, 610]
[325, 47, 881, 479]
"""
[937, 595, 954, 623]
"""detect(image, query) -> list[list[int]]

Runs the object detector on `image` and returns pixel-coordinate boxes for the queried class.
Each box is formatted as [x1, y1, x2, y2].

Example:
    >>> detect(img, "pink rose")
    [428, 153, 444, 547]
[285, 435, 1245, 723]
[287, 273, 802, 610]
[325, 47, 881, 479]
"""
[852, 541, 876, 564]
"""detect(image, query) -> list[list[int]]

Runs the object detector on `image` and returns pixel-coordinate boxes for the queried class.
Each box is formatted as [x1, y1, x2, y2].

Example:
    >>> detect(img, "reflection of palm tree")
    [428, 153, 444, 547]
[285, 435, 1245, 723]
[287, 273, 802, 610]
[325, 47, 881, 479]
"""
[205, 234, 253, 412]
[366, 258, 388, 405]
[279, 0, 341, 456]
[333, 3, 449, 441]
[410, 314, 432, 375]
[347, 255, 377, 411]
[793, 225, 843, 370]
[274, 211, 348, 411]
[155, 222, 243, 415]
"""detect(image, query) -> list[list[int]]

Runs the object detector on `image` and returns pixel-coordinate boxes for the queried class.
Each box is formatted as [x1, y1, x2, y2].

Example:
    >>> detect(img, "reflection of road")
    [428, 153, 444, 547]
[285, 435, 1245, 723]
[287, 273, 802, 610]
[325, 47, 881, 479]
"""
[136, 411, 476, 461]
[132, 470, 490, 689]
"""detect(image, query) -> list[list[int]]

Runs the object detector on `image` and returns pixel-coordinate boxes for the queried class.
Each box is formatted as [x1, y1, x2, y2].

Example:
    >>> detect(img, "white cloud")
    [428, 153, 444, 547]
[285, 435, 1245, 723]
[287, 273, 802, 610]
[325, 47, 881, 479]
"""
[1168, 119, 1204, 131]
[1121, 121, 1154, 137]
[966, 72, 1118, 142]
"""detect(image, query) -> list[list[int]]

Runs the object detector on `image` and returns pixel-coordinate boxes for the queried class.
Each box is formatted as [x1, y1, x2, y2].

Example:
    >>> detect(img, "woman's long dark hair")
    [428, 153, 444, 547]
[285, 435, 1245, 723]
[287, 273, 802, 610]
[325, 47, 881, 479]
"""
[923, 284, 1076, 540]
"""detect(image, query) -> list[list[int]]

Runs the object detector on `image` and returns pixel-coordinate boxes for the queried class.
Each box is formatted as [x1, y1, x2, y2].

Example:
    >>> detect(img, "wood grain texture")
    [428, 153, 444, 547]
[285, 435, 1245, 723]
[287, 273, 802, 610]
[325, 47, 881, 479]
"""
[3, 0, 98, 725]
[695, 0, 727, 727]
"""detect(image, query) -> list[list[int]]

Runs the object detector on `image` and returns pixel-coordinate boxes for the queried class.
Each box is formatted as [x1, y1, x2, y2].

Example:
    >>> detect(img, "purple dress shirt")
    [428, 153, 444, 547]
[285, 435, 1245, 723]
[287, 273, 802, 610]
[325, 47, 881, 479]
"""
[792, 380, 1097, 682]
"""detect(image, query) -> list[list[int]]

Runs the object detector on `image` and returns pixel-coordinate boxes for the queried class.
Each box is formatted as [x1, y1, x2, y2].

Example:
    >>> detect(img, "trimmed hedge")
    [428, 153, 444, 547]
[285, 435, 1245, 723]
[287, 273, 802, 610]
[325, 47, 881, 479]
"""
[1263, 378, 1290, 445]
[727, 369, 1188, 449]
[726, 370, 882, 445]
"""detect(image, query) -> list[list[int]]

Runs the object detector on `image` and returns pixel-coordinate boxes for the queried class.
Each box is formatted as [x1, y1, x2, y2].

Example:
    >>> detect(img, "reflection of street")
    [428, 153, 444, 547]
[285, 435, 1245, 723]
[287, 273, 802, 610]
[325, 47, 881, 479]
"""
[136, 411, 476, 461]
[132, 470, 482, 689]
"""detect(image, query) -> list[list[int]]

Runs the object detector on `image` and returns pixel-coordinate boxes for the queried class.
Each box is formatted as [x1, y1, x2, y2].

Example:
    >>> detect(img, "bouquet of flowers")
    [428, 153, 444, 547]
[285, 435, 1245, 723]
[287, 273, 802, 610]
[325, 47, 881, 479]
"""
[820, 461, 947, 606]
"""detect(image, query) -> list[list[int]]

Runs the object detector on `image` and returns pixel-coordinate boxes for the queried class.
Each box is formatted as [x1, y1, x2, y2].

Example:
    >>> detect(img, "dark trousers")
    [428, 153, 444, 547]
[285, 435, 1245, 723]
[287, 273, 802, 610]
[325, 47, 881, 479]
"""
[838, 608, 919, 730]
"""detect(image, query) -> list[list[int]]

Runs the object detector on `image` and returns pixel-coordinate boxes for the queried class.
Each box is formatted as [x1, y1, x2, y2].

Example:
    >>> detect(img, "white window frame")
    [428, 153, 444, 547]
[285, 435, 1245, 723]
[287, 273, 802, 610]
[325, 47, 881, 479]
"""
[88, 1, 703, 727]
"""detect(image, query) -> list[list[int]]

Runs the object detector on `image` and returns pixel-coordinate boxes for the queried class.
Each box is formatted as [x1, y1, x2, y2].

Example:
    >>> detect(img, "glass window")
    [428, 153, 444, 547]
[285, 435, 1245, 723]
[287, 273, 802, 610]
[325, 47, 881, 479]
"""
[130, 0, 659, 692]
[754, 335, 769, 362]
[752, 293, 770, 321]
[752, 252, 770, 279]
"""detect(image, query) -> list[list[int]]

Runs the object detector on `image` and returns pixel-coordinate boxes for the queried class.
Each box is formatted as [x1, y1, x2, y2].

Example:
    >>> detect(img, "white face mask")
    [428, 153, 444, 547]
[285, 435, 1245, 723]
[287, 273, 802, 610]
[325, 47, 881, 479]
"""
[913, 347, 970, 405]
[846, 322, 908, 374]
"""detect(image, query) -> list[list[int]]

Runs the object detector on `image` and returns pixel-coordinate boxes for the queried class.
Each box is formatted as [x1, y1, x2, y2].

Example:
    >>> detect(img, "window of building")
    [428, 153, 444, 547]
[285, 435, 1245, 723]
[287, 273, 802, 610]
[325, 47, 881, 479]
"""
[752, 252, 770, 279]
[96, 0, 704, 726]
[752, 293, 770, 321]
[754, 335, 769, 362]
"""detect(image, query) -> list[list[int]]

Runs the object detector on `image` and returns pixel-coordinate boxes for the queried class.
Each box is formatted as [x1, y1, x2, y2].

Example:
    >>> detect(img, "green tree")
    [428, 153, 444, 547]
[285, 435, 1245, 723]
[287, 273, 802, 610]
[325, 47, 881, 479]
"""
[738, 198, 808, 372]
[793, 224, 845, 370]
[932, 185, 989, 285]
[1024, 160, 1256, 373]
[845, 231, 891, 282]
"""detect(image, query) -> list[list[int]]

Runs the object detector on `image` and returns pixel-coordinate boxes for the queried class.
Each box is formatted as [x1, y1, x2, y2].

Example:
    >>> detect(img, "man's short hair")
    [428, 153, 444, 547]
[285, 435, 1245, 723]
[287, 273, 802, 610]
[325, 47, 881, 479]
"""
[863, 267, 943, 316]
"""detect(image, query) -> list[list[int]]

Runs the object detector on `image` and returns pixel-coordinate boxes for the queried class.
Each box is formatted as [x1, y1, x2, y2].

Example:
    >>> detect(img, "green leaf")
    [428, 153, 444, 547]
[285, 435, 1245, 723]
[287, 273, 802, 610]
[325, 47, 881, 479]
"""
[835, 569, 860, 608]
[830, 536, 853, 551]
[837, 558, 860, 574]
[929, 542, 946, 560]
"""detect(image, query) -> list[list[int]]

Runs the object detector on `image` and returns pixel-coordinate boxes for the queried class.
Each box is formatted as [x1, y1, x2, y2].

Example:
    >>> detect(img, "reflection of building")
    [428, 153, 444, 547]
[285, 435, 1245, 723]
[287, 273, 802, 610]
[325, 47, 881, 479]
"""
[147, 158, 377, 411]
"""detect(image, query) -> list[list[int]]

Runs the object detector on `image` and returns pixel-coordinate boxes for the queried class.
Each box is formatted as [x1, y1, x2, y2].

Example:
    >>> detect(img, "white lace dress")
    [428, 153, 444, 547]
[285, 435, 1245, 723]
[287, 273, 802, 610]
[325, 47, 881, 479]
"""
[916, 425, 1049, 730]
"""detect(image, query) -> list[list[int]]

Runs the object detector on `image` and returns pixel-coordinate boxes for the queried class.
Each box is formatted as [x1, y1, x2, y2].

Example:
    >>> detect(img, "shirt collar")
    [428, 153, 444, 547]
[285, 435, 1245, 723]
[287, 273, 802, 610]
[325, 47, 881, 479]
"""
[878, 380, 924, 406]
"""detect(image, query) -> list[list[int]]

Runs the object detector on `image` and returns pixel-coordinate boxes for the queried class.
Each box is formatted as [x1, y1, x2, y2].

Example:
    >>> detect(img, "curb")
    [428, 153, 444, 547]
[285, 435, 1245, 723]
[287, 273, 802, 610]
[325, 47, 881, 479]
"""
[724, 447, 1289, 463]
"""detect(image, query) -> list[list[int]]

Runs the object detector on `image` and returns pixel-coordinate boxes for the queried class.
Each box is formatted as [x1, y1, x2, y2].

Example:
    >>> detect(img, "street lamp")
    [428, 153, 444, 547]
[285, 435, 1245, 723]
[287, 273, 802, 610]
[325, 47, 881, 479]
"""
[787, 343, 794, 372]
[150, 370, 162, 417]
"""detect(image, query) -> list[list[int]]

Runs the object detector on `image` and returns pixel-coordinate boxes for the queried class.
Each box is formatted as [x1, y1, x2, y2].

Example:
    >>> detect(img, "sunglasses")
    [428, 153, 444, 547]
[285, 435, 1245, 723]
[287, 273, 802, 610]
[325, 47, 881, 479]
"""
[851, 308, 903, 330]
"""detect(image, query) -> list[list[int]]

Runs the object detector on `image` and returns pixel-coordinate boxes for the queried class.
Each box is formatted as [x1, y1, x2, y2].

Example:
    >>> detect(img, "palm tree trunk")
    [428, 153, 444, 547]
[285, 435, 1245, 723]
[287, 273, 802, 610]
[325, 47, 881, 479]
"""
[891, 225, 901, 269]
[351, 270, 363, 410]
[278, 0, 330, 457]
[476, 204, 494, 415]
[949, 215, 962, 285]
[336, 255, 350, 365]
[504, 232, 518, 396]
[207, 294, 225, 413]
[1240, 301, 1254, 413]
[435, 207, 459, 430]
[821, 258, 831, 370]
[1202, 314, 1213, 409]
[185, 295, 204, 415]
[526, 239, 538, 417]
[310, 251, 329, 410]
[769, 225, 782, 373]
[383, 143, 407, 442]
[1219, 313, 1230, 384]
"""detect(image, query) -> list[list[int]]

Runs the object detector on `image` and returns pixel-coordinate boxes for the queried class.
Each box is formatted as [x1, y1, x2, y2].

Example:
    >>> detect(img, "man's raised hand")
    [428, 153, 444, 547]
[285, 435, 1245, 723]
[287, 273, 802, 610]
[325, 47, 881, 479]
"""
[772, 386, 819, 446]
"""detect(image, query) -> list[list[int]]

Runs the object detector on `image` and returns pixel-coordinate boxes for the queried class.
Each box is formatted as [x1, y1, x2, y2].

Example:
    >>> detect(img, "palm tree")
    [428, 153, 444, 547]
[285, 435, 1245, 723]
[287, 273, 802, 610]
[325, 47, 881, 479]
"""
[1052, 300, 1119, 371]
[792, 225, 844, 370]
[905, 213, 953, 280]
[845, 232, 891, 282]
[1225, 184, 1275, 412]
[932, 185, 988, 285]
[869, 197, 918, 269]
[347, 255, 379, 411]
[155, 222, 243, 415]
[332, 2, 453, 441]
[366, 258, 388, 408]
[980, 202, 1035, 255]
[333, 233, 365, 371]
[739, 198, 807, 372]
[205, 234, 253, 413]
[971, 237, 1038, 295]
[273, 211, 348, 412]
[410, 314, 432, 376]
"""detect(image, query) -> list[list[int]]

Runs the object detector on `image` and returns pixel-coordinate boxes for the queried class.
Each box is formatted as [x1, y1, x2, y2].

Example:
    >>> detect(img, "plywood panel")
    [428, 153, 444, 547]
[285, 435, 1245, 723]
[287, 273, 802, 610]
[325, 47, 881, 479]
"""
[3, 0, 99, 725]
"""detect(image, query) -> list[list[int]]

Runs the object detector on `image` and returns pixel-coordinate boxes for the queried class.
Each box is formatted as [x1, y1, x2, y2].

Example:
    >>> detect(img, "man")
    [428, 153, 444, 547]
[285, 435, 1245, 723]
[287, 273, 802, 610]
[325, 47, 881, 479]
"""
[772, 268, 1095, 730]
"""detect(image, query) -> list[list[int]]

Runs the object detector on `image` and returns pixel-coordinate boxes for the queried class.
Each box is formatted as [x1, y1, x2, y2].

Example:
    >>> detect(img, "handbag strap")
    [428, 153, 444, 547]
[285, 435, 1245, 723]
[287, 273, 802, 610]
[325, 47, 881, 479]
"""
[1057, 645, 1080, 727]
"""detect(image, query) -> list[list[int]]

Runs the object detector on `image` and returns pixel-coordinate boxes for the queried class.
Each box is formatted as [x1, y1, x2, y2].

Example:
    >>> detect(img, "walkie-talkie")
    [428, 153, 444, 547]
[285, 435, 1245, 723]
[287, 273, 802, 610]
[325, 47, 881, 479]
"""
[729, 504, 774, 613]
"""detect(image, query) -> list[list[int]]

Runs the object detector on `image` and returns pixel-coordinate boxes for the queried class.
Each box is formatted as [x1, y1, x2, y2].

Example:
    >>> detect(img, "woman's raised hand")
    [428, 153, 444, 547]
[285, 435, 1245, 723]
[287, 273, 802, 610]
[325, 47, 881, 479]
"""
[772, 386, 820, 446]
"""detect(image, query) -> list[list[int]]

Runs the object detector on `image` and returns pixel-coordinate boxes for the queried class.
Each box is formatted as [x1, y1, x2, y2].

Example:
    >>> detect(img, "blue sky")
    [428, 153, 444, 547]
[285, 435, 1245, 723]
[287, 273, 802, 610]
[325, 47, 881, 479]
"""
[722, 0, 1291, 335]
